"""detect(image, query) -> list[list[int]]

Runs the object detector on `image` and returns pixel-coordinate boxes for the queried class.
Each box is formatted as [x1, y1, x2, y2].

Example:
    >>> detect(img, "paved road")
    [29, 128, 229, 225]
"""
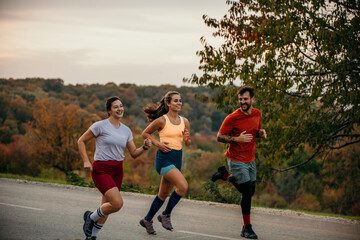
[0, 178, 359, 240]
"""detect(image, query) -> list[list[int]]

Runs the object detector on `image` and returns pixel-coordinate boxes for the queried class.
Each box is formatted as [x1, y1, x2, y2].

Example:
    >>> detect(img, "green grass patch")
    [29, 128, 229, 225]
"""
[287, 208, 360, 221]
[0, 173, 67, 185]
[251, 203, 360, 221]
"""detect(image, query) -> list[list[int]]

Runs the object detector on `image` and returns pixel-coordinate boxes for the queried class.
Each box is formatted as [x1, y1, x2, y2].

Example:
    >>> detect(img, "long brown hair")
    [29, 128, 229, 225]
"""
[143, 91, 180, 122]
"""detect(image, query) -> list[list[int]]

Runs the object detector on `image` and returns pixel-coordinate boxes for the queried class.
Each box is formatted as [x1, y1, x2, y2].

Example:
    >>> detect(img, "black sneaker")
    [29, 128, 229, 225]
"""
[85, 237, 96, 240]
[241, 224, 258, 239]
[83, 211, 94, 238]
[211, 165, 229, 182]
[227, 174, 236, 183]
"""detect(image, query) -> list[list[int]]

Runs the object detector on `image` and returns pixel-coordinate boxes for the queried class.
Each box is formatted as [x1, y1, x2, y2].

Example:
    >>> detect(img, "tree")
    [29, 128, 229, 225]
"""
[321, 140, 360, 215]
[184, 0, 359, 175]
[26, 98, 100, 175]
[0, 135, 38, 176]
[42, 79, 64, 93]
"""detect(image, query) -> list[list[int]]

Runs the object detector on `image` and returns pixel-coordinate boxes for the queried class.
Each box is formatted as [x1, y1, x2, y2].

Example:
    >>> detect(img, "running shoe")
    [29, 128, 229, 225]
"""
[227, 174, 236, 183]
[211, 165, 229, 182]
[157, 213, 174, 231]
[241, 224, 258, 239]
[85, 236, 96, 240]
[140, 218, 157, 235]
[83, 211, 94, 238]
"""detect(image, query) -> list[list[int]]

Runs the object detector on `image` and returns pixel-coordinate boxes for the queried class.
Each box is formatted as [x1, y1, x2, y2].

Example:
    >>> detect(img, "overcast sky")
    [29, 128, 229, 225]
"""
[0, 0, 229, 86]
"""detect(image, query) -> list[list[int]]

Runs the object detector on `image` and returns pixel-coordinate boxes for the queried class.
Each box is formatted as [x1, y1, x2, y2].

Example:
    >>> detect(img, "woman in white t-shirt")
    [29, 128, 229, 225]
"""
[78, 96, 152, 240]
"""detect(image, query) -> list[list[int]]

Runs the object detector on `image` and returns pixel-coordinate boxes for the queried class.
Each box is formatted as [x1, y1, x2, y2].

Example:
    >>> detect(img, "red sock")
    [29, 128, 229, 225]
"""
[242, 214, 250, 227]
[222, 173, 230, 180]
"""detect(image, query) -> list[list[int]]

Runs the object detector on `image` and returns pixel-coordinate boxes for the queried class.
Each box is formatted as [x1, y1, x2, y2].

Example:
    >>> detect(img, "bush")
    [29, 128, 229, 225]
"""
[66, 172, 87, 187]
[38, 168, 65, 180]
[291, 193, 321, 211]
[200, 181, 242, 204]
[253, 193, 287, 208]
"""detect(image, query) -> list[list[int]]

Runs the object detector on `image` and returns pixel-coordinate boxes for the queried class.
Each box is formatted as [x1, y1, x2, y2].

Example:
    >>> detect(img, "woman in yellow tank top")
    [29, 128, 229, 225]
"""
[139, 91, 191, 235]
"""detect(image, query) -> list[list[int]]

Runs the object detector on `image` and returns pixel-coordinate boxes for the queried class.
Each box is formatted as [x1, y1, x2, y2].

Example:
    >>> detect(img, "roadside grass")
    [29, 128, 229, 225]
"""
[295, 209, 360, 221]
[251, 203, 360, 221]
[0, 173, 67, 185]
[1, 173, 359, 221]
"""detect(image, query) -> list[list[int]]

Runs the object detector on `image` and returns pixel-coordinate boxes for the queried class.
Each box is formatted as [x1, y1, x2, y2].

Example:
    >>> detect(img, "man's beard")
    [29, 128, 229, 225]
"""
[241, 103, 251, 112]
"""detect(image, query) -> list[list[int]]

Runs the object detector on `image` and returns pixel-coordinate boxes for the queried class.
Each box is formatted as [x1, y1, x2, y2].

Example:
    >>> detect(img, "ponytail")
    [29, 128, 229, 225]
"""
[143, 91, 180, 122]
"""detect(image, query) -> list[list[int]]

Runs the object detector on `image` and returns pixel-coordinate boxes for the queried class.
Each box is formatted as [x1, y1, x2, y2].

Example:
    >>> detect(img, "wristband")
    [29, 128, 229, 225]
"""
[142, 145, 148, 150]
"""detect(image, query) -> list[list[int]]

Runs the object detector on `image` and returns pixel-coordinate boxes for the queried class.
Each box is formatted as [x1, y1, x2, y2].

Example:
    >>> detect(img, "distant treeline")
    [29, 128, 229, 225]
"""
[0, 78, 227, 144]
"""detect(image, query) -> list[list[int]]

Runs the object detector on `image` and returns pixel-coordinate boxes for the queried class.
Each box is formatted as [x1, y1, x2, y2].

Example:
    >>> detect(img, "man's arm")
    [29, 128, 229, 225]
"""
[217, 132, 237, 143]
[217, 131, 253, 143]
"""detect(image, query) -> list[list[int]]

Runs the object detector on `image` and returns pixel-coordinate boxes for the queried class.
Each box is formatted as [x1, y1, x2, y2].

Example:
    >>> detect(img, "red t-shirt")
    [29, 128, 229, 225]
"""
[219, 108, 262, 163]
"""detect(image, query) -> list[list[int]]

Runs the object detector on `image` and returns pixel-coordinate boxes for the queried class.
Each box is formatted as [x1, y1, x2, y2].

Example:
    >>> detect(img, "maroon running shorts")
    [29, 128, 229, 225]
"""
[91, 160, 124, 195]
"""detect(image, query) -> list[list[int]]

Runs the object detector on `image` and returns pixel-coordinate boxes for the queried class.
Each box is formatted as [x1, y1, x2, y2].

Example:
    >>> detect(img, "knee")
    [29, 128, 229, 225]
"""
[176, 181, 188, 196]
[158, 192, 170, 200]
[235, 181, 255, 197]
[249, 181, 256, 197]
[243, 182, 255, 197]
[111, 199, 123, 212]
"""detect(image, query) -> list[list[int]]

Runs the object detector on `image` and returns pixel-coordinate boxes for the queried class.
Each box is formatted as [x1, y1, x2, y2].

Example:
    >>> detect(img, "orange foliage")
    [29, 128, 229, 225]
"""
[123, 148, 156, 185]
[350, 202, 360, 216]
[262, 181, 277, 195]
[192, 151, 222, 179]
[0, 135, 38, 175]
[26, 98, 100, 174]
[323, 185, 345, 213]
[291, 193, 321, 211]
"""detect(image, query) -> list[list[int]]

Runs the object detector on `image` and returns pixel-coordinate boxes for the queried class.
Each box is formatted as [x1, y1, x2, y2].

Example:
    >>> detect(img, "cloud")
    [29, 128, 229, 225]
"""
[0, 0, 229, 86]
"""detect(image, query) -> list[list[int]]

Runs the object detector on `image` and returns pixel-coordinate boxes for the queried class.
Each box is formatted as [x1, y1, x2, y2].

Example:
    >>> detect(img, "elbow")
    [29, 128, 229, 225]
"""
[130, 152, 139, 159]
[77, 138, 82, 147]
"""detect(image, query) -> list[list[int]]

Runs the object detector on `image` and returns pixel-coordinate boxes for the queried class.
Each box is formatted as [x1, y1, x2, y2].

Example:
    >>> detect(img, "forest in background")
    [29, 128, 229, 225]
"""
[0, 78, 359, 216]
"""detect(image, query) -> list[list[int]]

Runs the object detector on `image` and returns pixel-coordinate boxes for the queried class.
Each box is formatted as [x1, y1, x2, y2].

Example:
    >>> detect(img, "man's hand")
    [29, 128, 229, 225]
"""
[217, 131, 253, 143]
[258, 129, 267, 138]
[235, 131, 253, 142]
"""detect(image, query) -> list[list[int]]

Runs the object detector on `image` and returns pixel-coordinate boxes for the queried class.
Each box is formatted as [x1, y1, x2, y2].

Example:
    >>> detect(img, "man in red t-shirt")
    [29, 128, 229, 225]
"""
[211, 86, 266, 239]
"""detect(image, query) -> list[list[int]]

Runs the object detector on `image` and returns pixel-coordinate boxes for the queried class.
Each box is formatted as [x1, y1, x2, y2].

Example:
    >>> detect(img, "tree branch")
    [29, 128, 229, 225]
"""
[329, 140, 360, 149]
[283, 91, 310, 98]
[297, 46, 316, 62]
[330, 134, 360, 138]
[271, 143, 325, 172]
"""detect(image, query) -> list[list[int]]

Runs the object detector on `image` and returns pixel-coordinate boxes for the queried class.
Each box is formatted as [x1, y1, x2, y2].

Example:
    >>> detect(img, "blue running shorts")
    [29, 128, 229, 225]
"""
[155, 149, 182, 176]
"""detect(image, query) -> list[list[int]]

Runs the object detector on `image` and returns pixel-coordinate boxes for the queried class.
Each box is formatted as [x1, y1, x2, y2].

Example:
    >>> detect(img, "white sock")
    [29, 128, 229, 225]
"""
[91, 222, 104, 237]
[90, 207, 105, 222]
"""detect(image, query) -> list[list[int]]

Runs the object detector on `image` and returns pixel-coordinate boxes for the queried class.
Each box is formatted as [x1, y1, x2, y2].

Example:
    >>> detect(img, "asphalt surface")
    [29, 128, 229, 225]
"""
[0, 178, 359, 240]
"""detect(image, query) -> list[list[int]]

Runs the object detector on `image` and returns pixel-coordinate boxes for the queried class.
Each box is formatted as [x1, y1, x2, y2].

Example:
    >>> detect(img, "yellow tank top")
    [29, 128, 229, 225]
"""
[159, 114, 185, 150]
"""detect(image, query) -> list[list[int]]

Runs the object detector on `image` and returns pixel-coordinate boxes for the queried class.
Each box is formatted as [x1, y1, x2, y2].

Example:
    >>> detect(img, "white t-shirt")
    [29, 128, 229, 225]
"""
[89, 119, 133, 161]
